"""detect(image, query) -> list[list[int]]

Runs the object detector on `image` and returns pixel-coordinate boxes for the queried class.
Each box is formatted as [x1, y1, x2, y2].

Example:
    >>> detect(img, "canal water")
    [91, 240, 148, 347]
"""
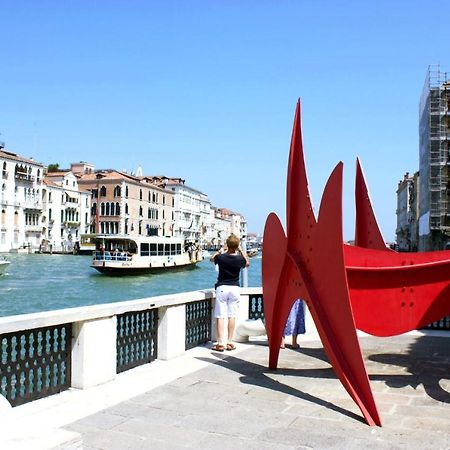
[0, 253, 262, 317]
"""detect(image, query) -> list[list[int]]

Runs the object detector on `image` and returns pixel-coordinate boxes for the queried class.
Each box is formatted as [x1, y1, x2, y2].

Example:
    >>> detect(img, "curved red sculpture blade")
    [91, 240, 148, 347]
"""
[346, 245, 450, 336]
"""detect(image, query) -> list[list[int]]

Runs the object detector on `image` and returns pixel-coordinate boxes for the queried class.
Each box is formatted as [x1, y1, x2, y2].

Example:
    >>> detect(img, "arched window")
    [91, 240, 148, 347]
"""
[125, 203, 128, 214]
[92, 203, 97, 215]
[100, 186, 106, 197]
[105, 203, 110, 216]
[116, 202, 120, 215]
[125, 186, 128, 197]
[101, 202, 105, 215]
[114, 185, 121, 197]
[148, 191, 151, 201]
[110, 202, 115, 216]
[139, 206, 143, 217]
[139, 189, 142, 200]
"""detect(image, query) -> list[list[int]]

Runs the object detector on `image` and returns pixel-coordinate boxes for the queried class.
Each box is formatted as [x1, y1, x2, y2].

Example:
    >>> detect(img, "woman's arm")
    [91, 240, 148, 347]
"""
[238, 246, 250, 267]
[210, 247, 222, 263]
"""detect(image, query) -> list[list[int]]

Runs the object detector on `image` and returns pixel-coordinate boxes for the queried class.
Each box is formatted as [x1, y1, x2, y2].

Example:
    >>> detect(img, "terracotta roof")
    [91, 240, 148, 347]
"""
[0, 149, 44, 166]
[43, 179, 60, 187]
[217, 207, 238, 216]
[45, 171, 71, 177]
[78, 170, 132, 182]
[78, 170, 162, 186]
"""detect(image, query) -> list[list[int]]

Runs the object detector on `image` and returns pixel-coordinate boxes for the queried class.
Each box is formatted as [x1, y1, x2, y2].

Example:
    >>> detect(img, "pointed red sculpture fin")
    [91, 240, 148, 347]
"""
[355, 158, 391, 251]
[287, 100, 317, 253]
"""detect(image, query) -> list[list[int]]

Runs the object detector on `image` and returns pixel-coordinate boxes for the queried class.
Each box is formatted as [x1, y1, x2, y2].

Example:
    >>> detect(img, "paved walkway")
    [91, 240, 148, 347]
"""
[2, 331, 450, 449]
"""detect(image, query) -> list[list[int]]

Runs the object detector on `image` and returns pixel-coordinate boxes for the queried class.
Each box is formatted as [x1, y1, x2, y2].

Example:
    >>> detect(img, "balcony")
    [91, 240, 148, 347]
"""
[23, 200, 43, 210]
[64, 221, 80, 228]
[24, 224, 42, 233]
[64, 198, 79, 207]
[15, 173, 35, 183]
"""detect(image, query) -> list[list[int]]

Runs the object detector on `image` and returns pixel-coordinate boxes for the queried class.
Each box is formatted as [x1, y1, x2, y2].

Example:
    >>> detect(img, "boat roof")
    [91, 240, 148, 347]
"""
[93, 234, 186, 244]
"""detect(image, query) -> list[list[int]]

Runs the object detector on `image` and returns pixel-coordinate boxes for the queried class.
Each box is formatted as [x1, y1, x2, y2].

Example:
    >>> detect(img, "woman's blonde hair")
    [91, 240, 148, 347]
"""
[226, 234, 240, 251]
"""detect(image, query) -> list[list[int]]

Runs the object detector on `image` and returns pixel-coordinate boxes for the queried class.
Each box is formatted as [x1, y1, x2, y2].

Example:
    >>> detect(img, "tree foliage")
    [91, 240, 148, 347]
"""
[47, 163, 60, 173]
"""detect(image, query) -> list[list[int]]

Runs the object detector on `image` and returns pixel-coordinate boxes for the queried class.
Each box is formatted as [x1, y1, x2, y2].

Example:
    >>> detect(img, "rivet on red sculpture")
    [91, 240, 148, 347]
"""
[262, 100, 450, 426]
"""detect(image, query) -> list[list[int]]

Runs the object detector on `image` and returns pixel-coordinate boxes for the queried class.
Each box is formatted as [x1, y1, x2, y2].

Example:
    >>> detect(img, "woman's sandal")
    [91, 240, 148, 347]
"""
[211, 344, 225, 352]
[226, 343, 236, 351]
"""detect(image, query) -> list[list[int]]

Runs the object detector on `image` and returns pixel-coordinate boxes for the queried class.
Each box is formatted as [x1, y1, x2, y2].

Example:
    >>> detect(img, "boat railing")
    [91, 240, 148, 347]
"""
[93, 251, 133, 262]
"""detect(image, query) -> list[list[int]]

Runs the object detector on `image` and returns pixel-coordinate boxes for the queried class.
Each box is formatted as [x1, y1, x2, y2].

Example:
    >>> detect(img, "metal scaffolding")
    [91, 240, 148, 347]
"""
[419, 65, 450, 250]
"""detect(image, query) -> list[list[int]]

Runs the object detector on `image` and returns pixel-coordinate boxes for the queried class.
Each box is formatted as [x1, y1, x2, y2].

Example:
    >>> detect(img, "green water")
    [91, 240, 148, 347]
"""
[0, 253, 262, 317]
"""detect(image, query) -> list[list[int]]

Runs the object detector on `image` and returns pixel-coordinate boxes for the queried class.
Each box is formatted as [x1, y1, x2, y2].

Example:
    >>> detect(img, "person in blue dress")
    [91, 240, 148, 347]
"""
[280, 299, 305, 349]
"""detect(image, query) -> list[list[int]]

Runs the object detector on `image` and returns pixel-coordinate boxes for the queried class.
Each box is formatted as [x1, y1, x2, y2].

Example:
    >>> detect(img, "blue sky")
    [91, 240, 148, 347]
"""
[1, 1, 449, 240]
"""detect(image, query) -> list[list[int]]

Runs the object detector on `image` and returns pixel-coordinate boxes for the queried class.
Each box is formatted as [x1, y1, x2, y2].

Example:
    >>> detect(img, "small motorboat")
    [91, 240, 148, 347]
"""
[0, 258, 10, 275]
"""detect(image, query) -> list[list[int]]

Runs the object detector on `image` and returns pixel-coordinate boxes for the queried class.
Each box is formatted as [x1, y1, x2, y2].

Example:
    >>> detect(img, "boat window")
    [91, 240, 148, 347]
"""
[140, 243, 149, 256]
[177, 244, 181, 254]
[157, 244, 164, 255]
[164, 243, 170, 255]
[150, 243, 157, 256]
[170, 244, 176, 255]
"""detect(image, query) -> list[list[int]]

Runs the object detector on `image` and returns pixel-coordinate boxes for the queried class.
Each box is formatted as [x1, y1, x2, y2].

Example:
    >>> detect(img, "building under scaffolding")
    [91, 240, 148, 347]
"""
[418, 65, 450, 251]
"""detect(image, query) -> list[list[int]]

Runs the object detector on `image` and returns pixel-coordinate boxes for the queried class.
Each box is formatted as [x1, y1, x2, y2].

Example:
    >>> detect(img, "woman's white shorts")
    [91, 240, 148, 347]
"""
[214, 285, 241, 318]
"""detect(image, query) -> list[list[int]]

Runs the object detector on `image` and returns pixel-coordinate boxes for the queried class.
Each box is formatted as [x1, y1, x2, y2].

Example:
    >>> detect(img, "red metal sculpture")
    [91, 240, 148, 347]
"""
[262, 100, 450, 426]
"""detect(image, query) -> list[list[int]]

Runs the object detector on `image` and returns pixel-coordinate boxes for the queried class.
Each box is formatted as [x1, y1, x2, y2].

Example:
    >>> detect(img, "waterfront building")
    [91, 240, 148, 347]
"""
[163, 177, 211, 243]
[418, 65, 450, 250]
[396, 172, 419, 251]
[42, 170, 91, 252]
[75, 165, 174, 237]
[206, 207, 231, 247]
[203, 207, 247, 248]
[215, 207, 247, 239]
[0, 145, 45, 252]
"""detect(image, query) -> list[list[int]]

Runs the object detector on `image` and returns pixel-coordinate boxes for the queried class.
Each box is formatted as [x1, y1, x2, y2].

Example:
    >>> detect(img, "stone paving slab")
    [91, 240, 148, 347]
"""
[63, 333, 450, 449]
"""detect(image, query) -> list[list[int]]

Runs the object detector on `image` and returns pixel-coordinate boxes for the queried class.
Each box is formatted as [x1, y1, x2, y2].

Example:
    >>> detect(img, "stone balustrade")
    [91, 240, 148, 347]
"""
[0, 287, 263, 407]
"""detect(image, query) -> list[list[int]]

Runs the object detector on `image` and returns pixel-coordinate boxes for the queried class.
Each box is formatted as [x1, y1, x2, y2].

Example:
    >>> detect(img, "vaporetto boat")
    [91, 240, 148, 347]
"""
[91, 234, 202, 275]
